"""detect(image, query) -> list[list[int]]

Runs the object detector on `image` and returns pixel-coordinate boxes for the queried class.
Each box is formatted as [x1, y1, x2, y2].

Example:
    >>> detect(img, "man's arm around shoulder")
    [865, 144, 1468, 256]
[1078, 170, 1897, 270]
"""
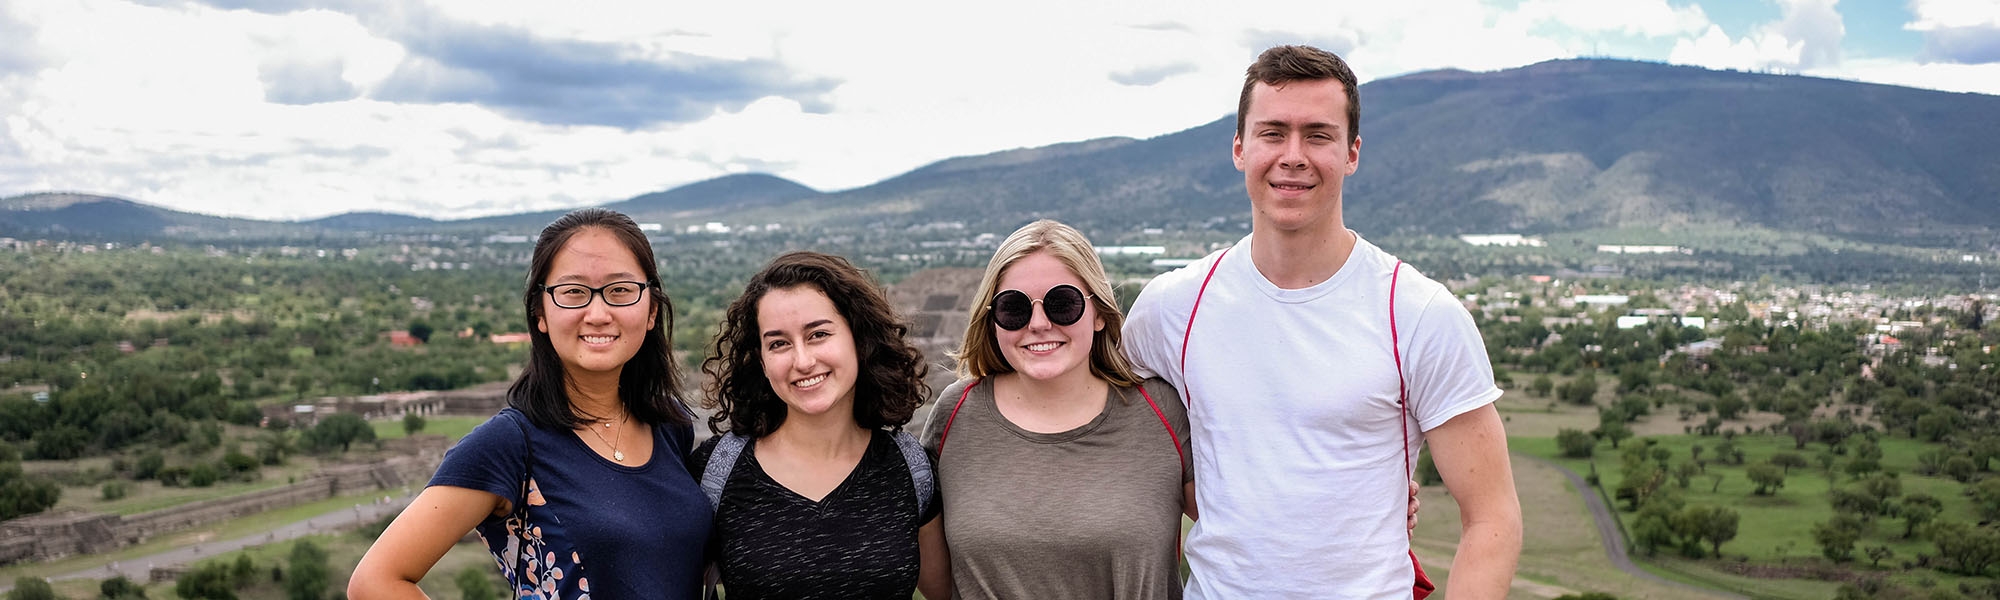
[1426, 403, 1522, 600]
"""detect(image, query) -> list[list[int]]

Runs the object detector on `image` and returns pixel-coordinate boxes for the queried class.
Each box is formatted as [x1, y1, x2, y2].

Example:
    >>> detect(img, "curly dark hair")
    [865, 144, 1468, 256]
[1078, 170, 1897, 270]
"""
[508, 208, 690, 430]
[701, 251, 929, 437]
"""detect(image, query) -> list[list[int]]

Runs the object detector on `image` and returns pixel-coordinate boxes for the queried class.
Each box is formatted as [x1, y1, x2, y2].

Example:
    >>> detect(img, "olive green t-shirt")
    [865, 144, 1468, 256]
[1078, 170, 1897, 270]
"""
[922, 377, 1192, 600]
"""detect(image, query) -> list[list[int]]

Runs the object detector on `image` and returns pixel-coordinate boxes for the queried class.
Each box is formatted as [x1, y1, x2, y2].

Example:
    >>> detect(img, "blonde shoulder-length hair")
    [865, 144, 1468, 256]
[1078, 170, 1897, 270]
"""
[952, 219, 1140, 387]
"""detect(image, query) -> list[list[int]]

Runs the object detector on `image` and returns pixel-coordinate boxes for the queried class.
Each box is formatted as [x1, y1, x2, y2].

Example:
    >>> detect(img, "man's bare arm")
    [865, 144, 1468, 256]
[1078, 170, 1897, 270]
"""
[1425, 404, 1522, 600]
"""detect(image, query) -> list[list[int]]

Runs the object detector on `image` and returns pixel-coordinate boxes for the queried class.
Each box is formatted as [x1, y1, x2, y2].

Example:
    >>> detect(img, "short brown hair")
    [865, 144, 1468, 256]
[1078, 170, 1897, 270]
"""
[1236, 45, 1361, 141]
[701, 251, 929, 437]
[953, 220, 1140, 387]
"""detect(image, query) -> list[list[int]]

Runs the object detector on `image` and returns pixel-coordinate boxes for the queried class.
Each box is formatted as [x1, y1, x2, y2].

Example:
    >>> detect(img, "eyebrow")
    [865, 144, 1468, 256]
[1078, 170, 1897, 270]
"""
[1253, 119, 1340, 132]
[552, 272, 640, 283]
[763, 319, 835, 339]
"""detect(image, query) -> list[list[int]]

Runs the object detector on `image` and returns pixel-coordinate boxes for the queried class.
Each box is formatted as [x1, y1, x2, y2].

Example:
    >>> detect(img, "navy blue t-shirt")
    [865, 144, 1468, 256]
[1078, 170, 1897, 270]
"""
[430, 407, 710, 600]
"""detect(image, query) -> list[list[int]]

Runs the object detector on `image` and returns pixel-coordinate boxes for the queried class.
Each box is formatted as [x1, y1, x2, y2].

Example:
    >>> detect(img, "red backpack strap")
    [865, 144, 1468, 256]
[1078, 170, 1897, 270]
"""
[1391, 260, 1438, 600]
[1178, 247, 1231, 401]
[935, 378, 980, 455]
[1391, 261, 1409, 474]
[1133, 385, 1188, 475]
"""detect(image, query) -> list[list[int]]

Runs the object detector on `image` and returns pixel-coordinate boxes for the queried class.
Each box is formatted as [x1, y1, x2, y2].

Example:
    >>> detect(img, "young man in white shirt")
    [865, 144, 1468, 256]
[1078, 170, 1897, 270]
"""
[1124, 44, 1523, 599]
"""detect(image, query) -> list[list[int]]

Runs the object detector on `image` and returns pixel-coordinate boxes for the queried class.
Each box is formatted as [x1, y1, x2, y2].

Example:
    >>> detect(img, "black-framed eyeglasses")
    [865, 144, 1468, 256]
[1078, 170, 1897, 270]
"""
[542, 281, 650, 309]
[989, 284, 1092, 331]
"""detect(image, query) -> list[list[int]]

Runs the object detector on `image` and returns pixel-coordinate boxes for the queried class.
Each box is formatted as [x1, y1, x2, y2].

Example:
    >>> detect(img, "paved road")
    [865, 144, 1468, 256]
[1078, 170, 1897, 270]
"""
[1518, 453, 1748, 600]
[1, 497, 412, 594]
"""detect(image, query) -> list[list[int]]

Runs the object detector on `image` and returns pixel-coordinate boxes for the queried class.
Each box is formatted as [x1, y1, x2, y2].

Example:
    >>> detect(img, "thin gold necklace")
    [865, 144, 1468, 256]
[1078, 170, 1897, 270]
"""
[585, 413, 628, 462]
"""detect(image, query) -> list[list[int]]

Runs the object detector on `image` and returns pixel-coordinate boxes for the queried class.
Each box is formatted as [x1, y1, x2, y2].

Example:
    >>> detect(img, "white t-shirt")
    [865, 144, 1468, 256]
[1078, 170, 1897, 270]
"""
[1124, 232, 1501, 599]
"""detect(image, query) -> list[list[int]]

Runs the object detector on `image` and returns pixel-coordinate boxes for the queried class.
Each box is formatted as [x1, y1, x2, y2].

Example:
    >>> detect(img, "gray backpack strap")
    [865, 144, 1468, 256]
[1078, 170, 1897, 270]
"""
[700, 432, 750, 512]
[891, 430, 935, 518]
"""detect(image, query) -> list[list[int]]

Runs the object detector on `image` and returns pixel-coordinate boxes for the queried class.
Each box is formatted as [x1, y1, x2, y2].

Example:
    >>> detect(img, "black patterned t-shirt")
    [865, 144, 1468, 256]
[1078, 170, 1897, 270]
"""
[688, 429, 941, 600]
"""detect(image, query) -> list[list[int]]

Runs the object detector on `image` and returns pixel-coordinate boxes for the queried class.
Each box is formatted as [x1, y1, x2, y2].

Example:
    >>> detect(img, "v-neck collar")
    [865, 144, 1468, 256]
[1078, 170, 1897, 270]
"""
[744, 429, 880, 508]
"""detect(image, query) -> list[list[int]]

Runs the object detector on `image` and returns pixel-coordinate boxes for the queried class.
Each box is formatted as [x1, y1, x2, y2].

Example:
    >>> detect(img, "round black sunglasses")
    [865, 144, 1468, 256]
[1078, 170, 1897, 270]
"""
[989, 284, 1092, 331]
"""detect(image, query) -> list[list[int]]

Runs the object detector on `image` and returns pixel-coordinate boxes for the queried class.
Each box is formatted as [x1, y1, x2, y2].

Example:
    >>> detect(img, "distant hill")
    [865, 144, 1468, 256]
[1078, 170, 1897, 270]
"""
[300, 211, 437, 230]
[0, 193, 294, 239]
[7, 59, 1998, 245]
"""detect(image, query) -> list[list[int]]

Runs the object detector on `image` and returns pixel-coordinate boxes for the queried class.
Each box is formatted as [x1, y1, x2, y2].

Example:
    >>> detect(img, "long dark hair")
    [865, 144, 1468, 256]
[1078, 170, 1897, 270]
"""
[508, 208, 690, 429]
[701, 251, 928, 437]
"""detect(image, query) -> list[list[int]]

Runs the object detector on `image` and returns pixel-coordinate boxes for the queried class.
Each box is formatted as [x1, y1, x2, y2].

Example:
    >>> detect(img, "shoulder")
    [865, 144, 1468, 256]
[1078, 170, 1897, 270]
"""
[1133, 377, 1187, 421]
[688, 433, 724, 474]
[455, 408, 534, 454]
[923, 379, 983, 445]
[1134, 246, 1232, 310]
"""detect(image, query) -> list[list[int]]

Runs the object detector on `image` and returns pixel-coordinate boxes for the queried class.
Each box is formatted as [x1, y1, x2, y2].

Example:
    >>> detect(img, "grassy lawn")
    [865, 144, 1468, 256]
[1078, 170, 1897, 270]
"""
[0, 489, 406, 585]
[53, 457, 334, 516]
[372, 414, 485, 442]
[1518, 426, 1990, 598]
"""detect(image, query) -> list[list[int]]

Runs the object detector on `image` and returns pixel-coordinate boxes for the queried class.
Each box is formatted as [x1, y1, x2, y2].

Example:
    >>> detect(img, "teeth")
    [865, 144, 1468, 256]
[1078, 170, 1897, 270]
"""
[795, 374, 827, 387]
[1026, 342, 1060, 352]
[582, 335, 614, 344]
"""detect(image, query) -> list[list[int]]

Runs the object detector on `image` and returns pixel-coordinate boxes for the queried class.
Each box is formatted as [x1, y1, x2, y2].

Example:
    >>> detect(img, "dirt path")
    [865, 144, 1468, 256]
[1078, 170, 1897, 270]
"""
[1, 498, 410, 594]
[1516, 453, 1747, 600]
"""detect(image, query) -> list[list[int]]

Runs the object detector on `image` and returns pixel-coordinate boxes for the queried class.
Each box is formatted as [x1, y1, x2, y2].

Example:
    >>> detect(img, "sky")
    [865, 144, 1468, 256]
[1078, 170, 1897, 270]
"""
[1, 0, 1997, 222]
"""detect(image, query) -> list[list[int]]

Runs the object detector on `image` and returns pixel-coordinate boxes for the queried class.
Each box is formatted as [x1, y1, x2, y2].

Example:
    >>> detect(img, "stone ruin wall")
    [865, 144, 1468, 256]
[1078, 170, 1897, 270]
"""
[0, 438, 444, 566]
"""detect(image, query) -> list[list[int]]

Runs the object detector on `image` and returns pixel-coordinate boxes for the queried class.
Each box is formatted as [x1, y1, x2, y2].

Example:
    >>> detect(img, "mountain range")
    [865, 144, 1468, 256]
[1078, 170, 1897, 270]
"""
[5, 58, 1997, 246]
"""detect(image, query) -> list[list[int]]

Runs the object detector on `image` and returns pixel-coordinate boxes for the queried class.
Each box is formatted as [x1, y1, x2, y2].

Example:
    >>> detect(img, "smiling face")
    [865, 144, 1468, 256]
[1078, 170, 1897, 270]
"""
[757, 285, 860, 420]
[1233, 78, 1362, 237]
[992, 251, 1103, 383]
[535, 227, 656, 382]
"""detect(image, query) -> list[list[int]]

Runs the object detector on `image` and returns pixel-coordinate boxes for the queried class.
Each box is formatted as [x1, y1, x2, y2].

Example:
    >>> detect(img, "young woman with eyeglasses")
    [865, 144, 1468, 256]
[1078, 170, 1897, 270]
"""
[919, 219, 1193, 599]
[351, 208, 710, 600]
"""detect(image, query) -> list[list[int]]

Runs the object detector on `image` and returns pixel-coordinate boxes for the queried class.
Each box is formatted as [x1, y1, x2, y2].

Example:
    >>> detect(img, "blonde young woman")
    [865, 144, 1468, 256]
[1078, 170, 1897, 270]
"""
[921, 220, 1193, 599]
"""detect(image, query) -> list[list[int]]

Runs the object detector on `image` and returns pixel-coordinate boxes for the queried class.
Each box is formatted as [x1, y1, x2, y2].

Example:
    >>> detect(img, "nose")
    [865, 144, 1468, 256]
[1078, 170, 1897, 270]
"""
[795, 341, 821, 371]
[1025, 299, 1054, 331]
[1279, 136, 1307, 170]
[580, 296, 614, 324]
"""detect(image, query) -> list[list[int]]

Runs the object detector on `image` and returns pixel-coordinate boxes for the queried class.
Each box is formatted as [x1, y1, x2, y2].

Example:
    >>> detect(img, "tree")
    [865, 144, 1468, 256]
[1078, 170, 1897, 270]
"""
[1415, 449, 1441, 486]
[305, 413, 376, 453]
[1746, 463, 1786, 496]
[285, 539, 331, 600]
[1769, 452, 1808, 475]
[402, 413, 427, 436]
[1557, 428, 1596, 458]
[1561, 373, 1599, 405]
[1530, 375, 1553, 398]
[0, 461, 61, 521]
[100, 575, 148, 599]
[6, 577, 56, 600]
[1682, 505, 1740, 558]
[1864, 545, 1894, 568]
[455, 566, 499, 600]
[1902, 500, 1941, 538]
[1929, 521, 2000, 576]
[1601, 424, 1633, 450]
[408, 321, 434, 343]
[1814, 516, 1865, 562]
[175, 561, 238, 600]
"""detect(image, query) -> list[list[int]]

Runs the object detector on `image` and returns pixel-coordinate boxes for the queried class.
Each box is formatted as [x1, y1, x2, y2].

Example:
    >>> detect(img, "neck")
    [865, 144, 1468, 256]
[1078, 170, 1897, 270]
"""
[565, 371, 625, 424]
[1250, 225, 1356, 290]
[767, 409, 870, 458]
[1000, 368, 1106, 411]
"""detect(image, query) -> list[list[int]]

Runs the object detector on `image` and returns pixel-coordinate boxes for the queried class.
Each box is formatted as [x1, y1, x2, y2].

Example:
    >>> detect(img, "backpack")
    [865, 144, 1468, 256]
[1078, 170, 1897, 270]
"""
[1180, 247, 1436, 600]
[696, 430, 935, 517]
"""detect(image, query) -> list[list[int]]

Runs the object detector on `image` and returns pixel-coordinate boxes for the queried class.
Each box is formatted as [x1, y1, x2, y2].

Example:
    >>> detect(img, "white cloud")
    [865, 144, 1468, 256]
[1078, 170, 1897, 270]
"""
[0, 0, 1984, 221]
[1905, 0, 2000, 29]
[1513, 0, 1710, 37]
[1666, 0, 1843, 71]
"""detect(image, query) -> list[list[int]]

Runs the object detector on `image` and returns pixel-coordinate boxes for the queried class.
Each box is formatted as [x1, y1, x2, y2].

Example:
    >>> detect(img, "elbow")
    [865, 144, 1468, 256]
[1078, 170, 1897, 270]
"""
[346, 565, 413, 600]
